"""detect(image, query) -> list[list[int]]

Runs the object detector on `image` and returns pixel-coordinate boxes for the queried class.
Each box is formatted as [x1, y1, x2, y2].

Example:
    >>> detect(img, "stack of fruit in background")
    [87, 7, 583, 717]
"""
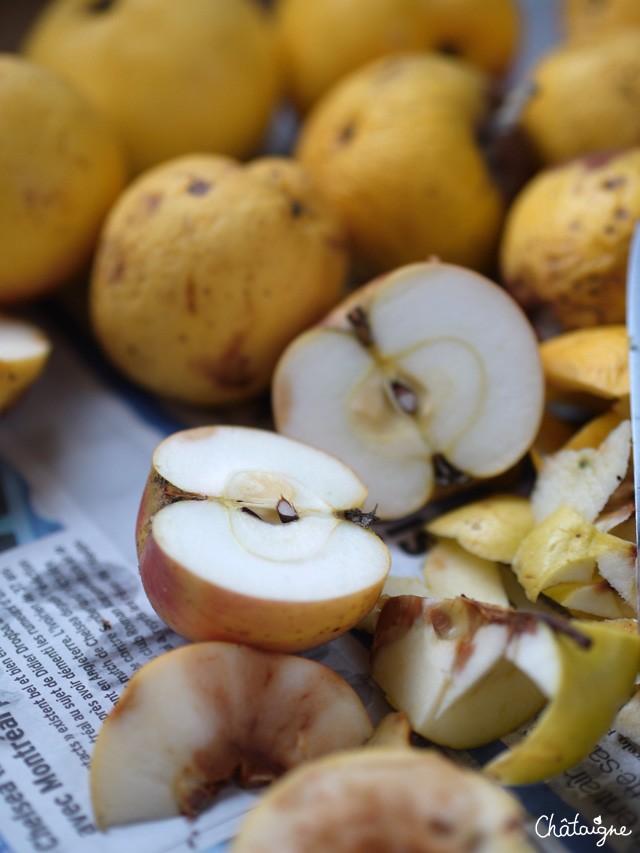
[2, 0, 640, 841]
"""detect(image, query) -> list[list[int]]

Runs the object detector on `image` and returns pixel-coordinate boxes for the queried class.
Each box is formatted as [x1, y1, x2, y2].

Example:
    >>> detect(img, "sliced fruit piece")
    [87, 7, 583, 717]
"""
[136, 425, 390, 652]
[90, 641, 374, 828]
[273, 260, 544, 520]
[562, 410, 625, 452]
[544, 579, 635, 620]
[540, 325, 629, 405]
[486, 620, 640, 785]
[0, 315, 51, 412]
[231, 747, 534, 853]
[614, 686, 640, 746]
[512, 505, 634, 601]
[370, 596, 550, 749]
[426, 494, 535, 563]
[355, 574, 430, 634]
[530, 419, 631, 524]
[422, 539, 509, 606]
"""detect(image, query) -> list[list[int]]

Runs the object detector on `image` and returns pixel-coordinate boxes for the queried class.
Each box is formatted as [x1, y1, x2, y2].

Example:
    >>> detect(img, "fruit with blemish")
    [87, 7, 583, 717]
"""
[90, 641, 374, 828]
[273, 260, 545, 520]
[90, 154, 348, 406]
[136, 425, 390, 651]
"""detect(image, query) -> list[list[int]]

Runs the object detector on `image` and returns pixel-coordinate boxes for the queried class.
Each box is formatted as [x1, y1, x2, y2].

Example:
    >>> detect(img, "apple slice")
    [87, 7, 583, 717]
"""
[486, 619, 640, 785]
[0, 314, 51, 412]
[512, 504, 635, 602]
[136, 425, 390, 652]
[90, 641, 374, 828]
[530, 419, 631, 524]
[370, 596, 550, 749]
[422, 539, 509, 606]
[272, 261, 545, 520]
[425, 494, 535, 563]
[231, 747, 533, 853]
[543, 579, 635, 620]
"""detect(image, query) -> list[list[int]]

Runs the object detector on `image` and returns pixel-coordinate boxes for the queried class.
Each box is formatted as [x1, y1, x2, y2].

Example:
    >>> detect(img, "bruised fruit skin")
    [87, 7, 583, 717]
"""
[231, 747, 533, 853]
[518, 31, 640, 167]
[296, 52, 506, 276]
[90, 154, 348, 406]
[500, 148, 640, 329]
[90, 642, 374, 828]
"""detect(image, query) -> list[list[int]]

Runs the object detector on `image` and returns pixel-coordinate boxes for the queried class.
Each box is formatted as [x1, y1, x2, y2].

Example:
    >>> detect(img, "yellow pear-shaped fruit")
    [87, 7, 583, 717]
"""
[563, 0, 640, 41]
[518, 30, 640, 167]
[23, 0, 282, 175]
[276, 0, 519, 112]
[0, 54, 126, 303]
[90, 154, 348, 406]
[296, 52, 505, 276]
[486, 619, 640, 785]
[501, 150, 640, 329]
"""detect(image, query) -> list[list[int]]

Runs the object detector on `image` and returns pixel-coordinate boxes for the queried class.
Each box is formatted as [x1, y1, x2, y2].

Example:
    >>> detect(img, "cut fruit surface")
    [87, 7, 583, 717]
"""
[90, 642, 374, 828]
[0, 315, 51, 412]
[137, 425, 390, 651]
[273, 261, 544, 520]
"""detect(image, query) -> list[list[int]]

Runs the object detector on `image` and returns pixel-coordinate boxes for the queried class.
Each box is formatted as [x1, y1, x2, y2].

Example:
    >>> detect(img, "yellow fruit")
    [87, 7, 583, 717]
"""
[276, 0, 518, 112]
[0, 54, 126, 304]
[540, 326, 629, 402]
[23, 0, 282, 175]
[518, 30, 640, 166]
[89, 154, 348, 406]
[500, 150, 640, 329]
[0, 315, 52, 412]
[563, 0, 640, 41]
[296, 52, 505, 276]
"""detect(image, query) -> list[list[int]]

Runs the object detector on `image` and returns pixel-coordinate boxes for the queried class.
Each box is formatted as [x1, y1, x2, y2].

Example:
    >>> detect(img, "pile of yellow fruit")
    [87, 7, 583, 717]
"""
[1, 0, 640, 845]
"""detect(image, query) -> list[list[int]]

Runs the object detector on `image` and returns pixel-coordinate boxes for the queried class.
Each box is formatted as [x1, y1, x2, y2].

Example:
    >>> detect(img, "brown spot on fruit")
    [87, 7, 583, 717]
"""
[195, 334, 253, 389]
[337, 121, 356, 146]
[187, 179, 212, 196]
[185, 276, 197, 314]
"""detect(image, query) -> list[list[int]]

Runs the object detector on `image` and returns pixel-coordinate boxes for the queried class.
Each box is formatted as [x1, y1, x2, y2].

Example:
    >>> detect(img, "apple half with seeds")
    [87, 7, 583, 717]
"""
[273, 261, 545, 520]
[90, 642, 374, 828]
[136, 425, 391, 652]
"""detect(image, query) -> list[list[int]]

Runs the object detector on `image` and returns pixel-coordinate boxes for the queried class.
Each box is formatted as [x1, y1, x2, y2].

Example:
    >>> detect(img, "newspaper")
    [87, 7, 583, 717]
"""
[0, 317, 639, 853]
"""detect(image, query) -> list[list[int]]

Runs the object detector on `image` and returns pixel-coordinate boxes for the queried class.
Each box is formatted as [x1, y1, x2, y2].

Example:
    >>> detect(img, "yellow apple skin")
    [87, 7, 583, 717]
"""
[563, 0, 640, 41]
[138, 530, 386, 653]
[500, 149, 640, 329]
[296, 52, 505, 276]
[90, 154, 348, 406]
[486, 620, 640, 786]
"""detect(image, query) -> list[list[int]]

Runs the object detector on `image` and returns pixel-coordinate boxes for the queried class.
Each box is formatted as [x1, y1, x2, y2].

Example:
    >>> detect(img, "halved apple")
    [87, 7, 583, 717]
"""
[0, 315, 51, 412]
[273, 261, 545, 520]
[136, 425, 391, 652]
[231, 747, 533, 853]
[90, 641, 374, 828]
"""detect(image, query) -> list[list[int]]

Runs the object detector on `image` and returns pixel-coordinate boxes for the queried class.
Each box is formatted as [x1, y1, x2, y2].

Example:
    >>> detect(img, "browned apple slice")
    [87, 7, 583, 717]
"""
[273, 261, 544, 520]
[136, 425, 390, 652]
[90, 641, 374, 828]
[231, 747, 533, 852]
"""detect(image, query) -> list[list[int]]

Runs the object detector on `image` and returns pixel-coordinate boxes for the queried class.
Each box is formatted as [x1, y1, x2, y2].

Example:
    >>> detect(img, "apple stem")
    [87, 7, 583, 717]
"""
[347, 306, 374, 348]
[341, 506, 379, 529]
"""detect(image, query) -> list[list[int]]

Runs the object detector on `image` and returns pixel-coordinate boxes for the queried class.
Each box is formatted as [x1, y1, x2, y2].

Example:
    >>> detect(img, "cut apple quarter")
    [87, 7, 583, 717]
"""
[0, 314, 51, 412]
[371, 595, 640, 784]
[136, 425, 391, 652]
[231, 747, 533, 853]
[272, 261, 545, 520]
[90, 641, 374, 828]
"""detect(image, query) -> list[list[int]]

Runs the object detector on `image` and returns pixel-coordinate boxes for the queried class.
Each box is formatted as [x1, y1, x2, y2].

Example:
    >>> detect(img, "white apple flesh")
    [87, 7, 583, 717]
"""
[136, 426, 391, 652]
[90, 641, 374, 828]
[273, 261, 545, 520]
[0, 315, 51, 412]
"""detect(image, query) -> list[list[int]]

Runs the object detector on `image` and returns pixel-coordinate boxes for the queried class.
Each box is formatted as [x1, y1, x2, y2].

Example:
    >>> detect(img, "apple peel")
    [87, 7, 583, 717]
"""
[90, 641, 374, 828]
